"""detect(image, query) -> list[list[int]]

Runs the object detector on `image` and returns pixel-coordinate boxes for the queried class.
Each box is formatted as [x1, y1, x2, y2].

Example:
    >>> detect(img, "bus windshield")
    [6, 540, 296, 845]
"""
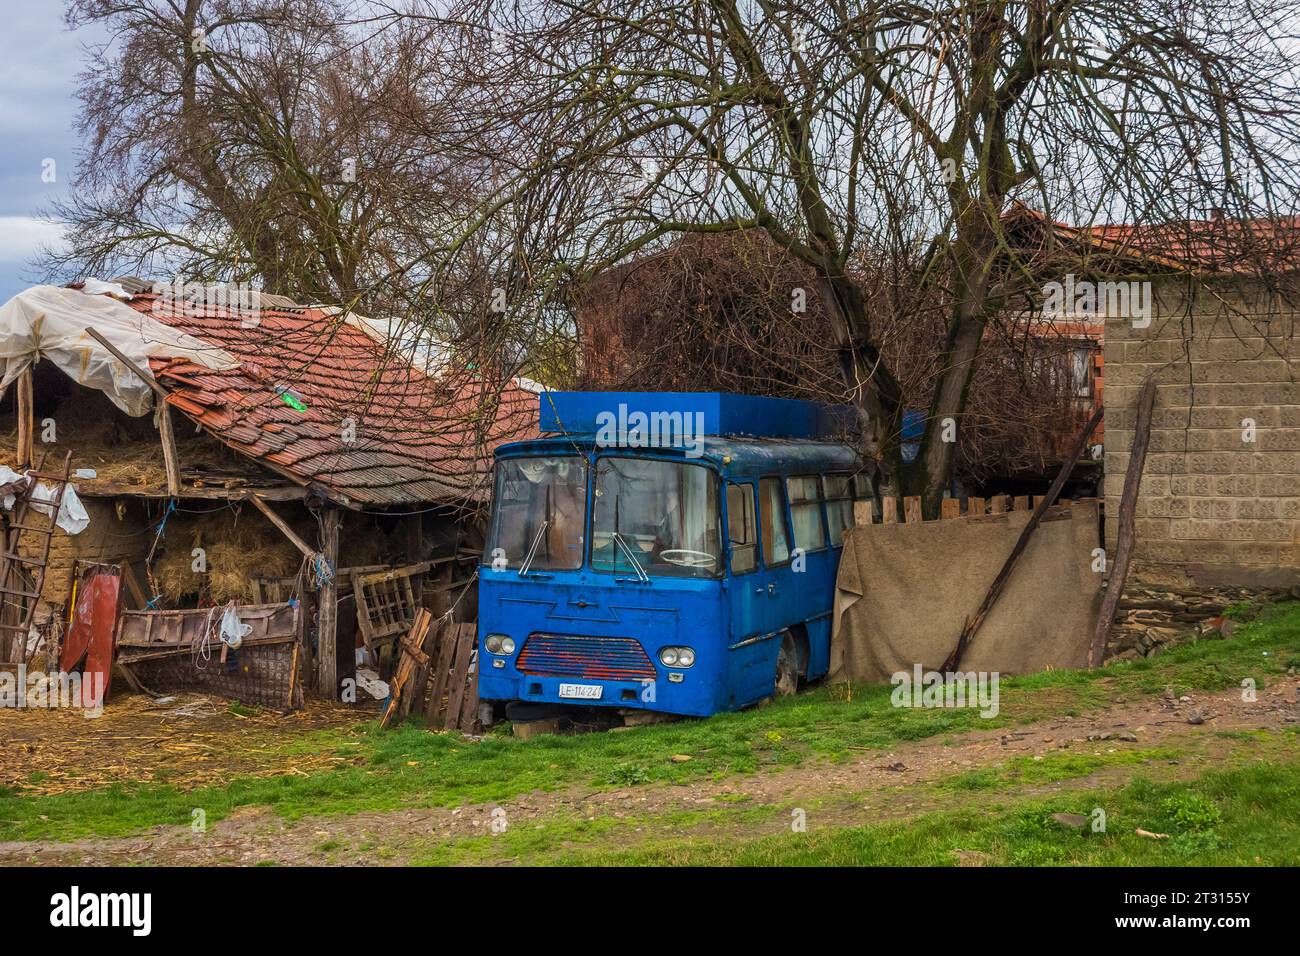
[486, 456, 587, 571]
[591, 457, 721, 578]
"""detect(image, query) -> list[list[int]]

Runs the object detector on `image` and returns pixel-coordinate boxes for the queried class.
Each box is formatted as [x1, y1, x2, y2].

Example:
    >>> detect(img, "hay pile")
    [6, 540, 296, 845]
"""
[152, 510, 305, 604]
[0, 390, 239, 489]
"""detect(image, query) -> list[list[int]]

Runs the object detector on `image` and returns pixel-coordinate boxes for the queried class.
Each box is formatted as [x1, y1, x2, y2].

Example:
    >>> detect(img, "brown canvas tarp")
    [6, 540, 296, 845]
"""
[830, 502, 1102, 683]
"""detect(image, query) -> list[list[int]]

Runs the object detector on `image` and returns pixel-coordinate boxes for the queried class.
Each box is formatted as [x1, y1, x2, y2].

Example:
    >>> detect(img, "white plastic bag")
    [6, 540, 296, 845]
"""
[219, 604, 252, 649]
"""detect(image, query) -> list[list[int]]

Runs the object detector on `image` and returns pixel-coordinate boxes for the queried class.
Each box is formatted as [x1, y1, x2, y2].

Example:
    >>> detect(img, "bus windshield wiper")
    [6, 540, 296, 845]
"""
[611, 532, 649, 583]
[518, 520, 549, 576]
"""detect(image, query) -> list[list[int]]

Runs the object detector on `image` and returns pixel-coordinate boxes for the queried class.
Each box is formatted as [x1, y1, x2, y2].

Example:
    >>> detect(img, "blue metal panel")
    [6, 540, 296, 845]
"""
[477, 570, 731, 717]
[538, 391, 855, 440]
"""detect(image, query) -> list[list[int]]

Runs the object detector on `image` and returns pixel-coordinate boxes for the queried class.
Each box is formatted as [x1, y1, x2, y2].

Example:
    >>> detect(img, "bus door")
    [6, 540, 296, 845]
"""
[724, 479, 788, 704]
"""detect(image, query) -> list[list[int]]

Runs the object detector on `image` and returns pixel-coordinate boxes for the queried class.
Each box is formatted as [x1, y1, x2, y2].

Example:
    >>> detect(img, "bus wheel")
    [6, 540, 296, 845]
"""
[774, 633, 799, 697]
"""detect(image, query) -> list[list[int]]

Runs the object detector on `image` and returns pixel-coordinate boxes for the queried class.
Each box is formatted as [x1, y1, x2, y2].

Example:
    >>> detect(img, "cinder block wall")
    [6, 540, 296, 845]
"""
[1103, 276, 1300, 587]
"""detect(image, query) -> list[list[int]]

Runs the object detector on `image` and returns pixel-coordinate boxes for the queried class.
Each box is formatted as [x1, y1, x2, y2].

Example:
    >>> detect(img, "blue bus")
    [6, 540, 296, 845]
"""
[477, 392, 872, 718]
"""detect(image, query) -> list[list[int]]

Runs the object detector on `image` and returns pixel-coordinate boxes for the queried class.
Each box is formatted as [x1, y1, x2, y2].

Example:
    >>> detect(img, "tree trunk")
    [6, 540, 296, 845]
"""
[908, 215, 999, 515]
[815, 271, 905, 494]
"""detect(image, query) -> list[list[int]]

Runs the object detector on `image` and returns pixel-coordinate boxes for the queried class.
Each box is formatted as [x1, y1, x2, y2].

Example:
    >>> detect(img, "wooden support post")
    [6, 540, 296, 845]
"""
[1090, 378, 1157, 667]
[15, 369, 33, 468]
[968, 497, 986, 516]
[990, 495, 1006, 514]
[157, 403, 180, 497]
[903, 496, 923, 523]
[940, 498, 961, 520]
[317, 507, 342, 699]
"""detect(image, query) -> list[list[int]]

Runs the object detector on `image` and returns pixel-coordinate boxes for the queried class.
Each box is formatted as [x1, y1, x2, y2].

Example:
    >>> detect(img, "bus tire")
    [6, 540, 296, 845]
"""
[774, 633, 799, 697]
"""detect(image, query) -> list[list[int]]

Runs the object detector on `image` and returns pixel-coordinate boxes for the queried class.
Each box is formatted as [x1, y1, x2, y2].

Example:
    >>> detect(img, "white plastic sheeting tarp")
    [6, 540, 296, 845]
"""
[0, 465, 90, 535]
[0, 285, 237, 417]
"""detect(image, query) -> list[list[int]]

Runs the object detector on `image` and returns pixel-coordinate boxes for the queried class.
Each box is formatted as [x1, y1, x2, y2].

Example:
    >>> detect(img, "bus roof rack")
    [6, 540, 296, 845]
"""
[537, 391, 856, 441]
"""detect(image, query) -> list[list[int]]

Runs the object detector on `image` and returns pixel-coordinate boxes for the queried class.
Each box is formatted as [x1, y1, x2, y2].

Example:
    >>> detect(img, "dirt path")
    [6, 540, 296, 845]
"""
[3, 678, 1296, 865]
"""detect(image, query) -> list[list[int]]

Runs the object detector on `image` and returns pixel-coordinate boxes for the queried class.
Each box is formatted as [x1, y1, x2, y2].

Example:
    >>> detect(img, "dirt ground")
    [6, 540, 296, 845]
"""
[0, 693, 376, 796]
[1, 679, 1295, 865]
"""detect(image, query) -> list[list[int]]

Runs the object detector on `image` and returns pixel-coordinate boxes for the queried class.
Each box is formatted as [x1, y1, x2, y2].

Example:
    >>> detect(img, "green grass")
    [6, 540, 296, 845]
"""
[2, 600, 1298, 843]
[525, 759, 1300, 866]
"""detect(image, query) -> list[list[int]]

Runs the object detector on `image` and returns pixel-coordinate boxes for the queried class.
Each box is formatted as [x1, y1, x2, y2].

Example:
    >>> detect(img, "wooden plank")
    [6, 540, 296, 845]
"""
[940, 498, 961, 520]
[852, 500, 874, 526]
[457, 624, 480, 732]
[903, 496, 923, 523]
[1090, 379, 1155, 667]
[249, 496, 316, 558]
[1032, 495, 1046, 510]
[380, 609, 433, 728]
[16, 368, 33, 468]
[968, 497, 985, 516]
[1012, 495, 1029, 511]
[443, 624, 474, 731]
[317, 508, 341, 699]
[880, 497, 897, 524]
[989, 495, 1006, 514]
[424, 619, 455, 725]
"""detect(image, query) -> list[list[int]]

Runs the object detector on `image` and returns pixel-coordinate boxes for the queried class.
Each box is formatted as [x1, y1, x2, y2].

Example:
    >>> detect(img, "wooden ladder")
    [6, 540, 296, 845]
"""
[0, 450, 73, 665]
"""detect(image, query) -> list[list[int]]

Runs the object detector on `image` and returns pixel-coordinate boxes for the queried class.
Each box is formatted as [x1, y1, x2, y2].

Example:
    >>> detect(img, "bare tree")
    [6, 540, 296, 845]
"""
[412, 0, 1300, 513]
[52, 0, 492, 313]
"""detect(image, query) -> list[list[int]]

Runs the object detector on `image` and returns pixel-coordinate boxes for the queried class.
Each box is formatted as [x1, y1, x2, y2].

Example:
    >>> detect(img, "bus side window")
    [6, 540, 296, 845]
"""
[726, 482, 758, 574]
[823, 474, 853, 544]
[759, 477, 791, 566]
[787, 475, 826, 551]
[852, 472, 874, 502]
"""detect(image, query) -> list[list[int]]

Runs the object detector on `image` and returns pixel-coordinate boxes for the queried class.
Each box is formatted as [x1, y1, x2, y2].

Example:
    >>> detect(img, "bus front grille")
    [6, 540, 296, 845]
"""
[517, 633, 656, 682]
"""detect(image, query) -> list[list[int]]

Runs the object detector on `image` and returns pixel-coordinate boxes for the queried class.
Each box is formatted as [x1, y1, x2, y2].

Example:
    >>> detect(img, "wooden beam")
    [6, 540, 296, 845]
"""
[248, 495, 315, 558]
[15, 368, 33, 468]
[78, 484, 307, 501]
[1089, 377, 1156, 667]
[317, 507, 342, 699]
[83, 328, 166, 397]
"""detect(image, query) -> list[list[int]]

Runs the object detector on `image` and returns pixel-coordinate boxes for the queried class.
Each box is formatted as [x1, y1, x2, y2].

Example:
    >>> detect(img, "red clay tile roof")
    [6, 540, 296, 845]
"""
[129, 294, 538, 507]
[1002, 202, 1300, 275]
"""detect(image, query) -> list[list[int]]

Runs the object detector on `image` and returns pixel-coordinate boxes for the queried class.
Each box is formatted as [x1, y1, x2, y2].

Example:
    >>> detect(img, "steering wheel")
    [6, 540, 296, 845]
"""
[660, 549, 717, 569]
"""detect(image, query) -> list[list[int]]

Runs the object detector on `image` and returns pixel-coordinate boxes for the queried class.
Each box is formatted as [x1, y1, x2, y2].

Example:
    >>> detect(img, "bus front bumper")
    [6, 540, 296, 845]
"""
[477, 668, 720, 718]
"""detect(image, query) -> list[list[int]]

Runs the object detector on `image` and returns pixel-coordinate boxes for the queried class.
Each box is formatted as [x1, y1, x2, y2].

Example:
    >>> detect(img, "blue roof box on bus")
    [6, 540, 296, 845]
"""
[537, 391, 855, 441]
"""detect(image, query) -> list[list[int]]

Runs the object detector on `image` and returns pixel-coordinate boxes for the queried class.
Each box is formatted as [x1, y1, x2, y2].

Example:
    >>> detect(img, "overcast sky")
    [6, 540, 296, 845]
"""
[0, 5, 104, 303]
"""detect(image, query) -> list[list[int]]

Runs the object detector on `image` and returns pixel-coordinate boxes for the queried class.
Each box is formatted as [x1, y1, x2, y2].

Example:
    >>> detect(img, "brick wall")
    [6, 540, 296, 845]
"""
[1104, 276, 1300, 587]
[17, 497, 155, 608]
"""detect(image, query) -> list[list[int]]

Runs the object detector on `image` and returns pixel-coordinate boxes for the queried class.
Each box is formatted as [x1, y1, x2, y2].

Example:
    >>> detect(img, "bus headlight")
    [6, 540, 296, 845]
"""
[659, 646, 694, 668]
[485, 634, 515, 655]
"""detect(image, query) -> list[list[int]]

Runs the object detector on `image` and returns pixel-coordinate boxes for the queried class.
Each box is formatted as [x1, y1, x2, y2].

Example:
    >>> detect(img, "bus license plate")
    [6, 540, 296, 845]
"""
[558, 683, 603, 700]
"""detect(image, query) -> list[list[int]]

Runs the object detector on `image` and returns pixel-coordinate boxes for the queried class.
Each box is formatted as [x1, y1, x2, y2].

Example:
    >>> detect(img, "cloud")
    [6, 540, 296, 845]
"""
[0, 215, 66, 263]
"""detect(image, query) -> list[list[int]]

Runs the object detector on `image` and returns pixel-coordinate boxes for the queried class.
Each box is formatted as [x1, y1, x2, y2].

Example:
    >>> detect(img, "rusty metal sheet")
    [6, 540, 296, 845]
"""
[60, 565, 123, 708]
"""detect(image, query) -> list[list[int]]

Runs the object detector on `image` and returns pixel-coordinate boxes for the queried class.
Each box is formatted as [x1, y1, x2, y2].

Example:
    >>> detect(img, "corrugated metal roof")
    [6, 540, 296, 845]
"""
[129, 294, 537, 507]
